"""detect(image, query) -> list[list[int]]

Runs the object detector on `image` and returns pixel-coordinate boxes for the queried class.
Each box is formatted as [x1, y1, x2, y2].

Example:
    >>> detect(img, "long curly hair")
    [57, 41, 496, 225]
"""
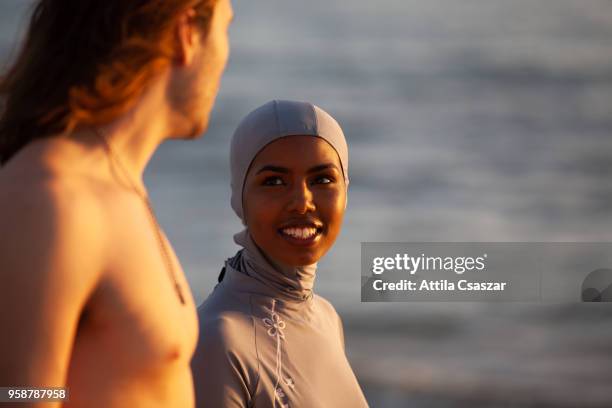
[0, 0, 217, 165]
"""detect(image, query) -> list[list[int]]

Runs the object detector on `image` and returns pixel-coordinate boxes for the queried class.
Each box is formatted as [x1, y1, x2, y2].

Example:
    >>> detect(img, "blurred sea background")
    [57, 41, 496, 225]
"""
[2, 0, 612, 406]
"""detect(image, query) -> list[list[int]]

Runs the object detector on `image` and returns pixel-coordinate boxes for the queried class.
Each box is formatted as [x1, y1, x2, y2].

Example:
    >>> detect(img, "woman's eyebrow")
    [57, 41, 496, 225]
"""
[256, 165, 289, 174]
[307, 163, 340, 174]
[255, 163, 340, 175]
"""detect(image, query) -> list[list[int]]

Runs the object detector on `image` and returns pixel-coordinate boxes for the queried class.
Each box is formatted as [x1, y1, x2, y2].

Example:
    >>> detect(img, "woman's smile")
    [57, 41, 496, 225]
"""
[278, 219, 325, 246]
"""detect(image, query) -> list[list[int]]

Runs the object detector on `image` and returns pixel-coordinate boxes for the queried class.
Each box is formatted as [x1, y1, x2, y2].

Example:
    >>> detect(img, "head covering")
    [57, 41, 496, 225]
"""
[231, 100, 349, 220]
[226, 100, 349, 301]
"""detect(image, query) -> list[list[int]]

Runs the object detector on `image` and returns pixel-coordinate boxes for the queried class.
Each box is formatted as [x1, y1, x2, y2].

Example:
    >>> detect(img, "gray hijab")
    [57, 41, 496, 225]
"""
[226, 100, 349, 301]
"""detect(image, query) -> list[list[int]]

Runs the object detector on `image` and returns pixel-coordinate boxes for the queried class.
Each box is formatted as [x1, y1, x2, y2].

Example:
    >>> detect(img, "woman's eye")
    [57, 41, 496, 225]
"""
[262, 176, 284, 186]
[314, 176, 333, 185]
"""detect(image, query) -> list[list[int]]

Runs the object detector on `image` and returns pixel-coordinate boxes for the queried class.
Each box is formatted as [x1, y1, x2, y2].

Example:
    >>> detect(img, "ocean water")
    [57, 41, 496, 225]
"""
[2, 1, 612, 406]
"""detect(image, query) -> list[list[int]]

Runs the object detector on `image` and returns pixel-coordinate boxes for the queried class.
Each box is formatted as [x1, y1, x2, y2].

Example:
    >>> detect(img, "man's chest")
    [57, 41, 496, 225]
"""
[84, 198, 199, 369]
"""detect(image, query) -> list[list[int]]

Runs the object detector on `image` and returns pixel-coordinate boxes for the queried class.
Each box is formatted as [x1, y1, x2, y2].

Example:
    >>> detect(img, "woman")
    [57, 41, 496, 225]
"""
[191, 100, 369, 407]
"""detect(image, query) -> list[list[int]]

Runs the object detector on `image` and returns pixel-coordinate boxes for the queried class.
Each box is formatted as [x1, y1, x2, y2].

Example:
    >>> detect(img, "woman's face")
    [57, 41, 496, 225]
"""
[242, 135, 347, 266]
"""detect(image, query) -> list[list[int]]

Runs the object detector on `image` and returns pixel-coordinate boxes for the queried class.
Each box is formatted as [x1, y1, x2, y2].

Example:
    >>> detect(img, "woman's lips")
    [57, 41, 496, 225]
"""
[278, 225, 323, 246]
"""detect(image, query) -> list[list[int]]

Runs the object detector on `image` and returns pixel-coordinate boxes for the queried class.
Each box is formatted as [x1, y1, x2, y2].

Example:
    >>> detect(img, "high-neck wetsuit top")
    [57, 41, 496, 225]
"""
[191, 262, 369, 408]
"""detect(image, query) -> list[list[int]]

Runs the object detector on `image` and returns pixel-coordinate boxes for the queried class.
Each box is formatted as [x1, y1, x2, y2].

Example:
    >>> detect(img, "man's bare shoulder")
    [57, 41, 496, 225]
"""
[0, 159, 111, 386]
[0, 163, 108, 286]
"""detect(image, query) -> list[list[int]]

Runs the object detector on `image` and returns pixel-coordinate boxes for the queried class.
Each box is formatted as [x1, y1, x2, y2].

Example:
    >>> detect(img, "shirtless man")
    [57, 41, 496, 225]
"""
[0, 0, 233, 407]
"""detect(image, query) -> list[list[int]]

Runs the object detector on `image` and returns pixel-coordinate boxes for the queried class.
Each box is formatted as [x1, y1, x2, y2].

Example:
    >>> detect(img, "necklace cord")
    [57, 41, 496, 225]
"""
[94, 128, 186, 305]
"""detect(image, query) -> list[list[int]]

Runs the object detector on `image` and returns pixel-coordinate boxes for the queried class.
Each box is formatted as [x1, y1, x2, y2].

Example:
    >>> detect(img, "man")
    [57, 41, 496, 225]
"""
[0, 0, 233, 407]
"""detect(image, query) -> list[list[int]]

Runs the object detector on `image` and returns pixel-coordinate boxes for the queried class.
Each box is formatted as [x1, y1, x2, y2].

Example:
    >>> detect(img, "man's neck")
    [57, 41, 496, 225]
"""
[109, 80, 172, 170]
[85, 73, 175, 191]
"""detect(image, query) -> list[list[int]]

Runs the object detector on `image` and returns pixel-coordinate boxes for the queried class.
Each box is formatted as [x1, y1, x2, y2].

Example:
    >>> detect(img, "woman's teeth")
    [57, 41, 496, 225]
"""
[281, 227, 318, 239]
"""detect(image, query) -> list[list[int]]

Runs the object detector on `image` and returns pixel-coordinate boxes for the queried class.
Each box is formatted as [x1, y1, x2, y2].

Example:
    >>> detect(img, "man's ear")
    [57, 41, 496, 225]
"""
[174, 8, 198, 66]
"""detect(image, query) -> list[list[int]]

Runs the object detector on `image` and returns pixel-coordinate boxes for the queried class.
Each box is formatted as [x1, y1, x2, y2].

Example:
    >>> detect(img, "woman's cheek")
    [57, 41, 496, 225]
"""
[326, 188, 346, 216]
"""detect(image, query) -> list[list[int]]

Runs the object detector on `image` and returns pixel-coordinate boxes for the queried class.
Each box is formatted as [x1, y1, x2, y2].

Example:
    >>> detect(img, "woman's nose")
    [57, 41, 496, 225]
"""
[287, 182, 316, 214]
